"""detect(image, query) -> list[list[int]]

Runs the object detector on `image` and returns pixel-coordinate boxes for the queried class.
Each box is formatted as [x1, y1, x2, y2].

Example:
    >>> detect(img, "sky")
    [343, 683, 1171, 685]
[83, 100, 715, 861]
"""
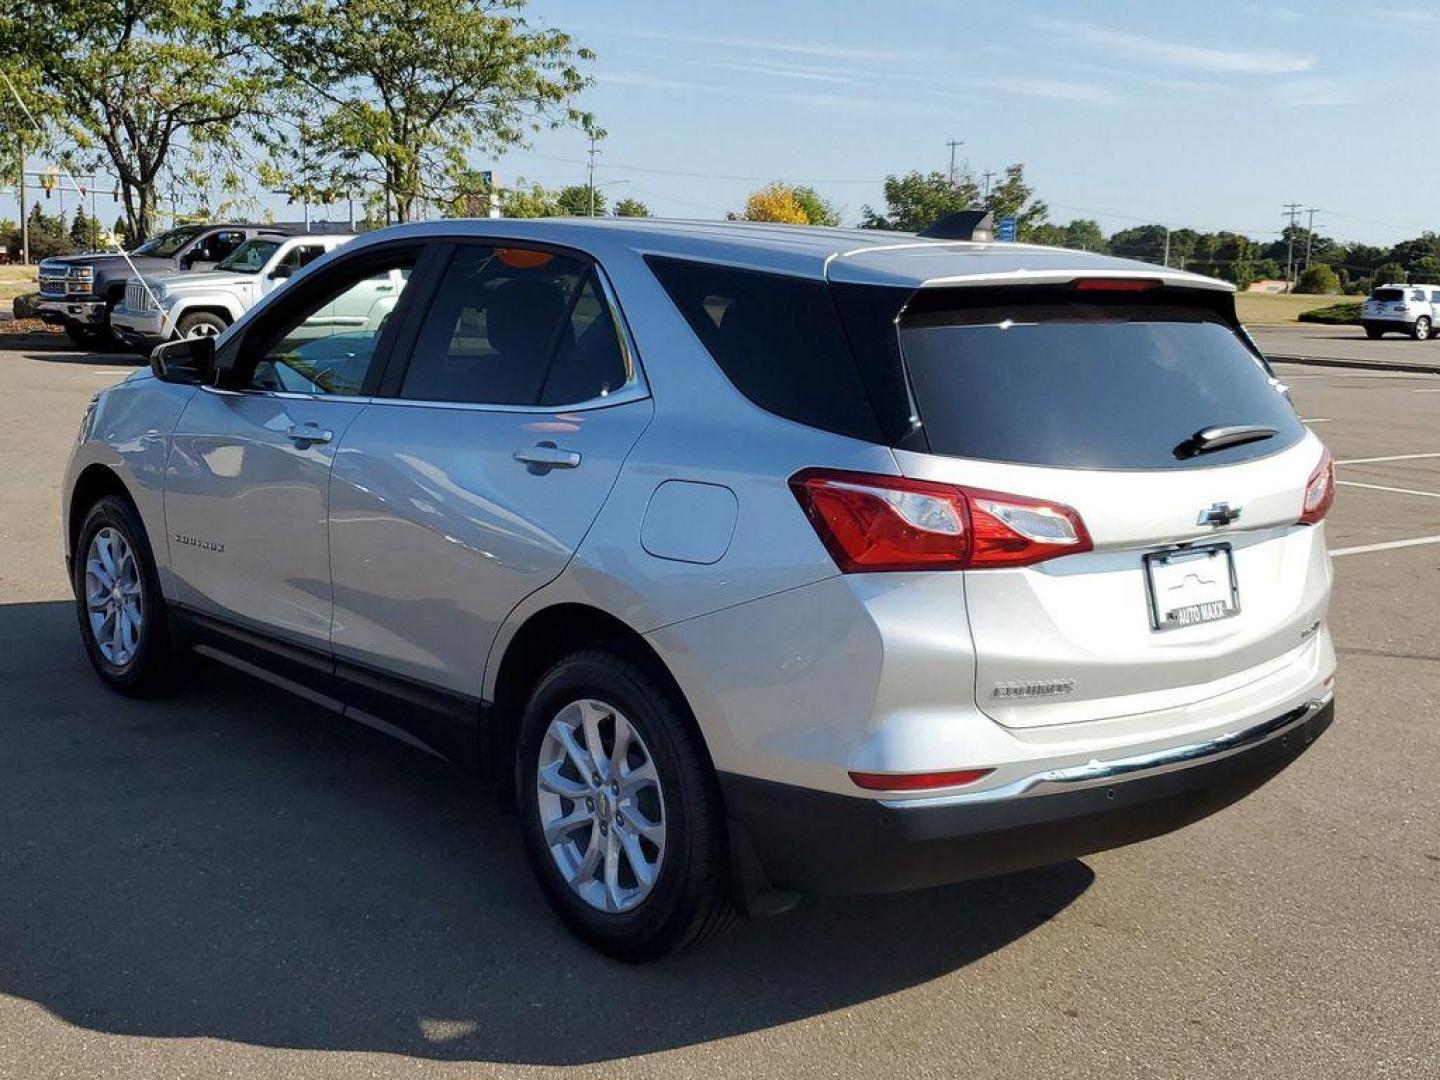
[5, 0, 1437, 247]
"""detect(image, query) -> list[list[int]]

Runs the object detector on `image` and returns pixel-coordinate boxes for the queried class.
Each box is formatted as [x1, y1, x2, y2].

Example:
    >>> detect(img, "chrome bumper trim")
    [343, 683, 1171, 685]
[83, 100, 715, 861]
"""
[884, 693, 1333, 810]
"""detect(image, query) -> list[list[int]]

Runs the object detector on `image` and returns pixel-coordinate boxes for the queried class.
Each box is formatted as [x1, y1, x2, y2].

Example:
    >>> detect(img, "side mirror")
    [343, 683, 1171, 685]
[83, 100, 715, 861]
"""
[269, 264, 293, 280]
[150, 335, 216, 385]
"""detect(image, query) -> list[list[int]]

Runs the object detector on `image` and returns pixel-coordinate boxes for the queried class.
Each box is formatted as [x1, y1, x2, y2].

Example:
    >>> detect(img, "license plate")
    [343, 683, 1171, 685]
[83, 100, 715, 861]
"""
[1144, 544, 1239, 631]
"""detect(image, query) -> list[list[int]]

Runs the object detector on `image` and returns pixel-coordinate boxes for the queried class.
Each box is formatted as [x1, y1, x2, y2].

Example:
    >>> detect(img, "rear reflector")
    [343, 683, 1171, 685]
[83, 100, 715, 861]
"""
[790, 469, 1092, 572]
[849, 768, 994, 792]
[1300, 447, 1335, 525]
[1071, 278, 1162, 292]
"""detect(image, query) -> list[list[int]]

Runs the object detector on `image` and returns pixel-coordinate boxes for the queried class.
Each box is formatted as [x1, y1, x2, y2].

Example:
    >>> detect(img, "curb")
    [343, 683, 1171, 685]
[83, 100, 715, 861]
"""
[1265, 353, 1440, 377]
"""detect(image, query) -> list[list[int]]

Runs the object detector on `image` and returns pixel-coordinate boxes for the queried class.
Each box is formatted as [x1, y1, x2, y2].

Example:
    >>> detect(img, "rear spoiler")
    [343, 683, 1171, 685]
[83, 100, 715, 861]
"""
[917, 210, 994, 242]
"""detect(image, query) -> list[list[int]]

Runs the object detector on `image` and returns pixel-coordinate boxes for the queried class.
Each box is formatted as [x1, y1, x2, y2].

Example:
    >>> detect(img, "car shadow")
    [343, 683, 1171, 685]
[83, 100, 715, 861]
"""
[19, 346, 144, 365]
[0, 599, 1093, 1066]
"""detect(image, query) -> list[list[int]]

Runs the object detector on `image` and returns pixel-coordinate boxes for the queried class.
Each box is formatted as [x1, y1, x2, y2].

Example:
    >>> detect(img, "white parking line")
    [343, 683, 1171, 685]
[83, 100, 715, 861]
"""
[1331, 534, 1440, 557]
[1413, 389, 1440, 393]
[1301, 418, 1332, 424]
[1337, 452, 1440, 465]
[1336, 480, 1440, 499]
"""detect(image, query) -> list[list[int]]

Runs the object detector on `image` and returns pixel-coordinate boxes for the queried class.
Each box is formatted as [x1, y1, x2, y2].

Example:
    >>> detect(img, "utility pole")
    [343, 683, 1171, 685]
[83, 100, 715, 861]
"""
[1304, 207, 1320, 271]
[17, 134, 28, 265]
[1283, 203, 1303, 290]
[946, 139, 964, 183]
[587, 131, 601, 216]
[1163, 227, 1171, 269]
[981, 169, 995, 198]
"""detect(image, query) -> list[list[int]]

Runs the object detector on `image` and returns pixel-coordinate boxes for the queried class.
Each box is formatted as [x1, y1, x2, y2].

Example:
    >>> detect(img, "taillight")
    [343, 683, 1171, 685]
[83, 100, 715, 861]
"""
[849, 767, 994, 792]
[789, 469, 1092, 572]
[1070, 277, 1162, 292]
[1300, 448, 1335, 525]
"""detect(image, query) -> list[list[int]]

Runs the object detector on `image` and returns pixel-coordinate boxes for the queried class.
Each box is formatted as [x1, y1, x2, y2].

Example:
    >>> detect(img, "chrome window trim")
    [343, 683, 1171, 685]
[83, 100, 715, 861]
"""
[199, 385, 375, 404]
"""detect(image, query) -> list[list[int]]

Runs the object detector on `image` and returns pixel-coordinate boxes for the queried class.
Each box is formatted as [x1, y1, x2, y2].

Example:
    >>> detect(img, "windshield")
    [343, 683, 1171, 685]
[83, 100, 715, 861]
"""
[217, 239, 282, 273]
[131, 226, 206, 258]
[898, 287, 1305, 470]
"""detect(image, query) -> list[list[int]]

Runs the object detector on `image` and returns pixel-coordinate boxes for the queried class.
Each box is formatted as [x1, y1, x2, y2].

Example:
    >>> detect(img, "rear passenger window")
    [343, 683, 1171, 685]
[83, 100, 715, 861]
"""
[402, 245, 626, 406]
[646, 256, 881, 442]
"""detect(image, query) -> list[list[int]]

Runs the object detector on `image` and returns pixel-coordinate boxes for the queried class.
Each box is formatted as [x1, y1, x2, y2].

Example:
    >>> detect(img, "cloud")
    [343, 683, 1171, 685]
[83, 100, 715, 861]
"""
[1031, 16, 1315, 74]
[964, 77, 1123, 105]
[615, 29, 926, 65]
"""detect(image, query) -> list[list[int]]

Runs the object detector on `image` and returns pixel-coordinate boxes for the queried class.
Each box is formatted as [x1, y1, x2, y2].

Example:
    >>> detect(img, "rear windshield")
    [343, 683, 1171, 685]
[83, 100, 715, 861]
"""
[898, 287, 1305, 470]
[1372, 288, 1404, 301]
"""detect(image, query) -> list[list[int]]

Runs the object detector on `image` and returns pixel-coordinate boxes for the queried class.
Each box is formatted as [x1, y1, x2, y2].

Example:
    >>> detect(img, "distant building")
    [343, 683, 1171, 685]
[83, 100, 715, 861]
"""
[1247, 279, 1290, 294]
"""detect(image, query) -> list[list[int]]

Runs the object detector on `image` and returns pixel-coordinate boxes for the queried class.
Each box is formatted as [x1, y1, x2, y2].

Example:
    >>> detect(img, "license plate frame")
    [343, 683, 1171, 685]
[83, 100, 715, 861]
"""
[1143, 543, 1240, 632]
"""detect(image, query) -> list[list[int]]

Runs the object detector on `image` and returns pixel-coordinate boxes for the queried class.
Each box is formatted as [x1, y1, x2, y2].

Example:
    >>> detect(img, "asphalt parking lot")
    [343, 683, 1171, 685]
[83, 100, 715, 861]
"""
[1, 340, 1436, 1080]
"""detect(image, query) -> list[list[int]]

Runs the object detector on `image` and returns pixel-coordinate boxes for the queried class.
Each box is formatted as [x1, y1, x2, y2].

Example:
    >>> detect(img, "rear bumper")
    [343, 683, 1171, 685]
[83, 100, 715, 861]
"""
[722, 696, 1333, 896]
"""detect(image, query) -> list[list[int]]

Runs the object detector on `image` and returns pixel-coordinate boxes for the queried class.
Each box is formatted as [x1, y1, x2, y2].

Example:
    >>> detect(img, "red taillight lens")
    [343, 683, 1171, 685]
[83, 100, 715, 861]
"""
[1300, 447, 1335, 525]
[849, 767, 994, 792]
[788, 469, 1092, 572]
[1071, 277, 1162, 292]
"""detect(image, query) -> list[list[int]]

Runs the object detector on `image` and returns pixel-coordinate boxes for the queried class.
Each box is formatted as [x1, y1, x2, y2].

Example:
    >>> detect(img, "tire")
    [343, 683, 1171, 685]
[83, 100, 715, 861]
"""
[72, 494, 176, 697]
[1413, 316, 1431, 341]
[516, 649, 735, 961]
[174, 311, 229, 340]
[63, 322, 104, 348]
[1365, 326, 1383, 340]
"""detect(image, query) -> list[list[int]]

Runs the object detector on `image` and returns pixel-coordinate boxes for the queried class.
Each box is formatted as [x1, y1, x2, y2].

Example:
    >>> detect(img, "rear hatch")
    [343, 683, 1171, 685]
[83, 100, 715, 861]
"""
[1364, 286, 1411, 319]
[891, 282, 1331, 729]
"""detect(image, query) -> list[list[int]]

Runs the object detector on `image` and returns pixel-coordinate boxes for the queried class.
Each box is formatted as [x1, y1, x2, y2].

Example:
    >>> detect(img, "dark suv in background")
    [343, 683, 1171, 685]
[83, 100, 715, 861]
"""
[36, 223, 302, 348]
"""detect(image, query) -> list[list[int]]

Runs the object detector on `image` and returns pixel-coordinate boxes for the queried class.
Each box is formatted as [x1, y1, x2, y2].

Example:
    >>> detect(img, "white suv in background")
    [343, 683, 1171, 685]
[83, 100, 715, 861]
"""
[110, 233, 358, 349]
[1361, 283, 1440, 340]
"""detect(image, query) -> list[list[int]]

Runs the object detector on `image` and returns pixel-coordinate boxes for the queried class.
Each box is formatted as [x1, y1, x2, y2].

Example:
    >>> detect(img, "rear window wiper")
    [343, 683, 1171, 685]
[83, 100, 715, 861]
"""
[1173, 424, 1278, 460]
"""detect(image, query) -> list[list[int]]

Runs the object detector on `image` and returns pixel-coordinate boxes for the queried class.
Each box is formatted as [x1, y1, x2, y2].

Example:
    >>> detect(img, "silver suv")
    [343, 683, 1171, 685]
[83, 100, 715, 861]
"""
[63, 219, 1337, 960]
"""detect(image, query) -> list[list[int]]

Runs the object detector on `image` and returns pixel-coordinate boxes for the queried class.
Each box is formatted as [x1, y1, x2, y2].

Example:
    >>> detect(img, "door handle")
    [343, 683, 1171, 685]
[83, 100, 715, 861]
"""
[286, 422, 333, 446]
[514, 442, 581, 472]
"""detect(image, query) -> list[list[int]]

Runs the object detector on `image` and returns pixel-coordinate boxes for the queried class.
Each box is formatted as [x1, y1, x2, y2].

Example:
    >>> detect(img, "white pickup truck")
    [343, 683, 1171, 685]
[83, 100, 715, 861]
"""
[109, 233, 397, 349]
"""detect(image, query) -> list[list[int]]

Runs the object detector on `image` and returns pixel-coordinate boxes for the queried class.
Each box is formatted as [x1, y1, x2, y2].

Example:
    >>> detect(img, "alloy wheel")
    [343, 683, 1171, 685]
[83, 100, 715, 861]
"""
[535, 698, 667, 913]
[85, 526, 143, 666]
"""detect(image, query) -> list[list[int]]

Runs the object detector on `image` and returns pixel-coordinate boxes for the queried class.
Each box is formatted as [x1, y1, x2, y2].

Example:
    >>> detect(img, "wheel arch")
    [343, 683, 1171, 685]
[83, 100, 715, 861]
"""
[67, 463, 139, 561]
[172, 301, 239, 327]
[485, 602, 705, 804]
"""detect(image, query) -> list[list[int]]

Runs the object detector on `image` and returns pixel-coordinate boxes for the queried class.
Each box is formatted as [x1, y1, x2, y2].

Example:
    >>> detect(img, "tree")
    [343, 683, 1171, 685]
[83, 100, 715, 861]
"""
[861, 171, 980, 232]
[1375, 262, 1408, 285]
[983, 164, 1048, 238]
[498, 180, 558, 218]
[69, 204, 97, 249]
[0, 0, 273, 242]
[556, 183, 606, 216]
[735, 182, 810, 224]
[19, 203, 75, 258]
[268, 0, 593, 223]
[791, 185, 839, 227]
[111, 215, 132, 249]
[1296, 264, 1340, 294]
[613, 197, 650, 218]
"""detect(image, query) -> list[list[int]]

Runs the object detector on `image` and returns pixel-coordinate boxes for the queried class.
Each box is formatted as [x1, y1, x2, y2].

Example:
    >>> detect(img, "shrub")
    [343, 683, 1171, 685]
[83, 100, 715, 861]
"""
[1297, 302, 1363, 325]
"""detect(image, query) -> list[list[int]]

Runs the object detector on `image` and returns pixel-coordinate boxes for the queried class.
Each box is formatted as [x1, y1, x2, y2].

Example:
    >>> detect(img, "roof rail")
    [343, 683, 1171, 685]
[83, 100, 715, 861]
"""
[918, 209, 995, 242]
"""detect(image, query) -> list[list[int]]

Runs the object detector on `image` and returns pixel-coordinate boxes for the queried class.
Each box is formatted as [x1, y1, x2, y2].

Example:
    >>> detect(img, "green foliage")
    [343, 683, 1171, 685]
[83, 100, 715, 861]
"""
[861, 170, 980, 232]
[1028, 218, 1106, 252]
[1, 204, 77, 258]
[983, 164, 1047, 238]
[1375, 262, 1408, 285]
[0, 0, 274, 241]
[69, 204, 98, 248]
[267, 0, 594, 222]
[498, 180, 558, 218]
[612, 197, 650, 218]
[1297, 302, 1362, 325]
[556, 183, 606, 216]
[791, 185, 839, 227]
[1296, 264, 1340, 295]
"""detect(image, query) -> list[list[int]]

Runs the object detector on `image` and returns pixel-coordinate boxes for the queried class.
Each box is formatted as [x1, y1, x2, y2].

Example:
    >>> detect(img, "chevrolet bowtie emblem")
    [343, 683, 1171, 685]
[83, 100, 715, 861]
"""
[1197, 502, 1242, 528]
